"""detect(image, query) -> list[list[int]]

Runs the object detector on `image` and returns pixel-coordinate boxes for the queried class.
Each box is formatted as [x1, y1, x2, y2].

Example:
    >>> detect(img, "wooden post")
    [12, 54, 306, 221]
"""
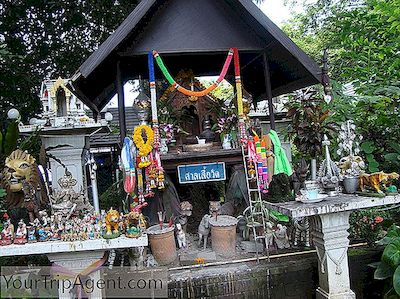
[263, 52, 276, 130]
[116, 60, 127, 144]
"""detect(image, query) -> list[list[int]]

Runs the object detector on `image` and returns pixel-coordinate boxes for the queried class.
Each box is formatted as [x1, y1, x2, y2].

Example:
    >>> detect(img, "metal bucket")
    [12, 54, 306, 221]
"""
[343, 176, 359, 194]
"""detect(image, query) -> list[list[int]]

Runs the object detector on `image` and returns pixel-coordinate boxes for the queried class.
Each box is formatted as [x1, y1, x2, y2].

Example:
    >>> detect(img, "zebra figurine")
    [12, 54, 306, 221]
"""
[293, 217, 310, 247]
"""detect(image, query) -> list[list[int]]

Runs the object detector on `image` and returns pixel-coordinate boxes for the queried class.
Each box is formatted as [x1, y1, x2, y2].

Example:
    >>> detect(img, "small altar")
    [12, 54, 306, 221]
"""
[266, 194, 400, 299]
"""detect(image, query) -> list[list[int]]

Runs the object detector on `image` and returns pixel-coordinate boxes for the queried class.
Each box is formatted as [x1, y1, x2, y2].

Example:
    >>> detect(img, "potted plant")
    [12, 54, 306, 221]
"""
[286, 88, 335, 180]
[337, 120, 365, 193]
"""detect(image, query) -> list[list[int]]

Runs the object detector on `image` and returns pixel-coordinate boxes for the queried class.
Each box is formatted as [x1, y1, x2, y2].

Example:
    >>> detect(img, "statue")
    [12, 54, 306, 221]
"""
[338, 155, 365, 177]
[14, 219, 27, 244]
[124, 203, 147, 238]
[359, 172, 399, 194]
[51, 171, 94, 218]
[293, 217, 310, 247]
[274, 224, 290, 249]
[1, 214, 14, 245]
[27, 226, 37, 243]
[175, 223, 187, 249]
[318, 135, 341, 195]
[104, 208, 121, 239]
[198, 214, 211, 250]
[291, 158, 309, 195]
[2, 150, 48, 220]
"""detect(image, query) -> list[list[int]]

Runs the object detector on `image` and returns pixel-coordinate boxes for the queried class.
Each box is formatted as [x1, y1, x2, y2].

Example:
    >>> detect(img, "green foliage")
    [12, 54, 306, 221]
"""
[0, 0, 140, 124]
[285, 88, 336, 159]
[283, 0, 400, 173]
[99, 179, 125, 212]
[349, 208, 395, 244]
[372, 225, 400, 297]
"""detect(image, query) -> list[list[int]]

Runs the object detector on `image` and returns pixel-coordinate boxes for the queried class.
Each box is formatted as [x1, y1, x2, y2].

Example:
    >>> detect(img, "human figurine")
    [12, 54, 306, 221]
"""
[1, 214, 14, 246]
[37, 225, 50, 242]
[27, 226, 37, 243]
[274, 224, 290, 249]
[14, 219, 27, 244]
[175, 223, 187, 249]
[198, 214, 210, 250]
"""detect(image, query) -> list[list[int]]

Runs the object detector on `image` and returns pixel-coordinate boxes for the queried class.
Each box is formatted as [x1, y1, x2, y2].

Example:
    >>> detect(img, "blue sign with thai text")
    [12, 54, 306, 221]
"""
[177, 162, 226, 184]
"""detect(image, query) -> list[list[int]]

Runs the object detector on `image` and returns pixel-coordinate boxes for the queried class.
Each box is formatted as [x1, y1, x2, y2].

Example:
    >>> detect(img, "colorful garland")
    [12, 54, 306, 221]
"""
[133, 125, 154, 157]
[153, 48, 234, 97]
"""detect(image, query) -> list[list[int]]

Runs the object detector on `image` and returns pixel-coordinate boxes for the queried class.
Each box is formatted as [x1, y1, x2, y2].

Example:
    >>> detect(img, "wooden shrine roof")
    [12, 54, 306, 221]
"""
[69, 0, 322, 113]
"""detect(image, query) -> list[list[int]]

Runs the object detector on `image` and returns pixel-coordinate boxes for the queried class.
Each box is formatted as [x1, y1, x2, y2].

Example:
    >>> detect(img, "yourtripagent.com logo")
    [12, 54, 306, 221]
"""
[1, 266, 168, 298]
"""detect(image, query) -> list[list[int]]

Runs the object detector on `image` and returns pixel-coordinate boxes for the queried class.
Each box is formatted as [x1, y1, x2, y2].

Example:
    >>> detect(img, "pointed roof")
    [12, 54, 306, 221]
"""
[69, 0, 322, 112]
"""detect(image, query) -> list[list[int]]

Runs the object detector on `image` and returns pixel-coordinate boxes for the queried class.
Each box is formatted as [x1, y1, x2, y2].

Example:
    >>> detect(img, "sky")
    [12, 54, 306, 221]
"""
[106, 0, 300, 109]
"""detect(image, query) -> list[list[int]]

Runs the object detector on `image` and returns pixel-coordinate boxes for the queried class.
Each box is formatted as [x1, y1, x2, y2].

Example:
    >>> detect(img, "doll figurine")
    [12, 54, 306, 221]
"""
[1, 214, 14, 246]
[14, 219, 27, 244]
[27, 226, 37, 243]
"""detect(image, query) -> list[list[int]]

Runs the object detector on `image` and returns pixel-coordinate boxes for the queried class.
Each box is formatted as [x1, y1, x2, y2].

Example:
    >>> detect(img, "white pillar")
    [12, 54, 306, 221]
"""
[311, 212, 356, 299]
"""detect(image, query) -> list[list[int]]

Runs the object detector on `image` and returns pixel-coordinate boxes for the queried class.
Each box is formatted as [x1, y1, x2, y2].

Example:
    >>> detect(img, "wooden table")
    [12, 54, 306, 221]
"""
[266, 194, 400, 299]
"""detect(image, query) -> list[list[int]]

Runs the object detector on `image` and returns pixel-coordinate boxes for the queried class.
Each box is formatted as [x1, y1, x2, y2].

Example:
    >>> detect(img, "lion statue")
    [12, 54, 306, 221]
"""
[338, 155, 365, 176]
[105, 208, 121, 236]
[359, 172, 400, 194]
[2, 149, 48, 222]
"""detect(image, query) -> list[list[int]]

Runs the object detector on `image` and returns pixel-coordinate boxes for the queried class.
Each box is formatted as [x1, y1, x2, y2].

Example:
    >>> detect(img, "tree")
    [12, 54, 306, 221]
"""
[0, 0, 140, 126]
[282, 0, 400, 172]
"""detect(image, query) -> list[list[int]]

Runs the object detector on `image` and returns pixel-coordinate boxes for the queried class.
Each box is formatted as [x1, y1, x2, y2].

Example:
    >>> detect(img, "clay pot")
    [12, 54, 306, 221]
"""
[146, 224, 176, 265]
[209, 215, 238, 257]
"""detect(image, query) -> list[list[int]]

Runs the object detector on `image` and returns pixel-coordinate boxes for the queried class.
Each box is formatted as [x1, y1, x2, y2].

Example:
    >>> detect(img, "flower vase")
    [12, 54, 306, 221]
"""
[222, 134, 232, 150]
[160, 138, 168, 154]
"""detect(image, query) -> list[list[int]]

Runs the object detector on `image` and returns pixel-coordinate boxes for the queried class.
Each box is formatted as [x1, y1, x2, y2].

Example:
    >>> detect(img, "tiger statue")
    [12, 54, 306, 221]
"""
[359, 172, 399, 194]
[105, 208, 121, 235]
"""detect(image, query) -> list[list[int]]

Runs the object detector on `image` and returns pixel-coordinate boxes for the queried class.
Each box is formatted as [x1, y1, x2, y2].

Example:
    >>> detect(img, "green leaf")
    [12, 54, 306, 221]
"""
[385, 153, 400, 162]
[361, 141, 376, 154]
[378, 237, 397, 246]
[393, 266, 400, 295]
[375, 261, 395, 280]
[386, 225, 400, 238]
[389, 143, 400, 154]
[383, 238, 400, 268]
[0, 189, 6, 198]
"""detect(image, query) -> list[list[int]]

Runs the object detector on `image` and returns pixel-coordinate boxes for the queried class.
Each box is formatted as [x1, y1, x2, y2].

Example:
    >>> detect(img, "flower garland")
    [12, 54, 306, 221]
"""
[153, 48, 234, 97]
[133, 125, 154, 158]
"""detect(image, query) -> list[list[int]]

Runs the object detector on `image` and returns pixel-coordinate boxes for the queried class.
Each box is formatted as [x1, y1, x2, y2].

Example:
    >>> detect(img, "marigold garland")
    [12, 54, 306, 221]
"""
[133, 125, 154, 157]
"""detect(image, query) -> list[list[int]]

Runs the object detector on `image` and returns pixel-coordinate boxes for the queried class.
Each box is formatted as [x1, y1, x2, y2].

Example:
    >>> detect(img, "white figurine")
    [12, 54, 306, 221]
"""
[274, 224, 290, 249]
[198, 214, 210, 250]
[176, 223, 187, 249]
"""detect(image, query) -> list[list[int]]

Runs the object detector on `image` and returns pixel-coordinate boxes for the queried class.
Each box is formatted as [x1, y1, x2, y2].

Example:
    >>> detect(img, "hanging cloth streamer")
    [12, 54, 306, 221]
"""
[148, 51, 159, 125]
[233, 48, 244, 117]
[268, 130, 293, 176]
[233, 48, 247, 141]
[153, 48, 234, 97]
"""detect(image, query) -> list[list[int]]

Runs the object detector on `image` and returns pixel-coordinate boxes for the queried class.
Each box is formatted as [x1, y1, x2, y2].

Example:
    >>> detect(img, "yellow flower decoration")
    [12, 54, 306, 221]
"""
[133, 125, 154, 157]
